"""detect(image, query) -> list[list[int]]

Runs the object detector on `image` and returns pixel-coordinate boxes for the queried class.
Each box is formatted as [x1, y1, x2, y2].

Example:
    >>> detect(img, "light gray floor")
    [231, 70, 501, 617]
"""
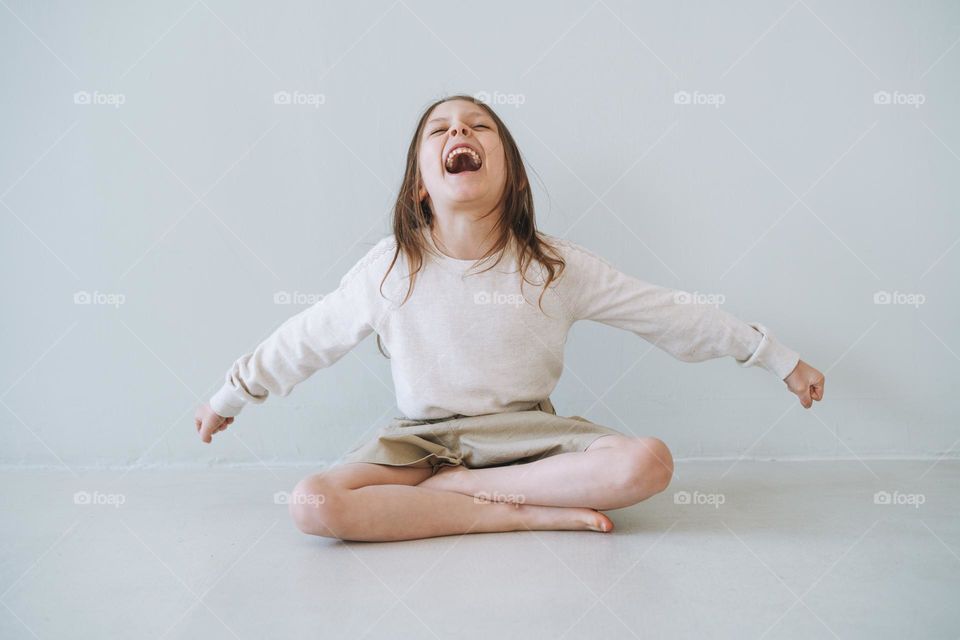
[1, 460, 957, 639]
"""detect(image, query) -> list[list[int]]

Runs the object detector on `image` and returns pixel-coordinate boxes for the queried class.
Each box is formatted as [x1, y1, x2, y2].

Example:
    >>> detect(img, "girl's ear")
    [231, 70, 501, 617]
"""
[418, 185, 427, 201]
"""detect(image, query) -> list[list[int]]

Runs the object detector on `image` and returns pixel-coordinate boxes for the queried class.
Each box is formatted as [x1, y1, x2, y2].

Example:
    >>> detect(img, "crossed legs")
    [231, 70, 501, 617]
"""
[288, 435, 673, 542]
[418, 435, 674, 510]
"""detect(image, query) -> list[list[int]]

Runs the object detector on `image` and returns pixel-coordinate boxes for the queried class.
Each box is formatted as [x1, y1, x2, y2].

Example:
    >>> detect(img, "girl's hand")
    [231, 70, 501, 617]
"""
[784, 360, 825, 409]
[195, 403, 234, 444]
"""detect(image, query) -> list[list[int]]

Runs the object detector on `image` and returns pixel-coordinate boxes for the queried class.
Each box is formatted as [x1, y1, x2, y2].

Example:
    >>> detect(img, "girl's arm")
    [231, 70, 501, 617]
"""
[557, 240, 803, 383]
[206, 242, 392, 421]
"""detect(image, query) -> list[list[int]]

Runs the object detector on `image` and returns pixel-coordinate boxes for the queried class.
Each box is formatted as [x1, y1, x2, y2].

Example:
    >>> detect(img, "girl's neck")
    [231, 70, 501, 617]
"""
[429, 212, 500, 260]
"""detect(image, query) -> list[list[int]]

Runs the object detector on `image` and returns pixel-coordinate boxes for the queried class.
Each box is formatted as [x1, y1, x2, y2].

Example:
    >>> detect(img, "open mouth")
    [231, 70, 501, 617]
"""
[444, 144, 483, 174]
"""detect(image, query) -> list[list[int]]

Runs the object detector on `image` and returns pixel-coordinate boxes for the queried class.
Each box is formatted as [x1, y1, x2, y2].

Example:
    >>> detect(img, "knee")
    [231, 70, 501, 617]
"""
[288, 474, 344, 538]
[622, 437, 674, 497]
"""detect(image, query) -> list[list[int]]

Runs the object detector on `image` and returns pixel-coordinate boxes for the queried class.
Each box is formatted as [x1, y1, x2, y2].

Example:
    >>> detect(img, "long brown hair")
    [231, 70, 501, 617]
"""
[376, 94, 566, 356]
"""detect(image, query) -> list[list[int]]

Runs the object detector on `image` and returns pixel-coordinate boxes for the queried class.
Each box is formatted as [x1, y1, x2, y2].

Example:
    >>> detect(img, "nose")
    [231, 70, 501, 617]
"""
[449, 124, 470, 137]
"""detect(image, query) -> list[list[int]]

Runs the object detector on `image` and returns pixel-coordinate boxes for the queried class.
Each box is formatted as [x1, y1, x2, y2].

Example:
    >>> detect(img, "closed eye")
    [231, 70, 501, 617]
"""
[430, 123, 490, 135]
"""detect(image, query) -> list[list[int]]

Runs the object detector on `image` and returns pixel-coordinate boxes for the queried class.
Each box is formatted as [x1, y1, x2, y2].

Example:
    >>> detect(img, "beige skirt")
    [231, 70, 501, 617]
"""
[339, 397, 625, 474]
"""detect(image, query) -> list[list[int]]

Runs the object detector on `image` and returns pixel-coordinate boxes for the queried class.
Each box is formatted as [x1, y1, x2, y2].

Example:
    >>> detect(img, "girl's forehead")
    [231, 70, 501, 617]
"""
[427, 99, 488, 122]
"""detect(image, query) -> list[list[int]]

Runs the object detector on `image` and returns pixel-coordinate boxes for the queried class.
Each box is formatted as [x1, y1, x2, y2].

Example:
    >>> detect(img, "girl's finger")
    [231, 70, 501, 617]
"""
[199, 420, 219, 442]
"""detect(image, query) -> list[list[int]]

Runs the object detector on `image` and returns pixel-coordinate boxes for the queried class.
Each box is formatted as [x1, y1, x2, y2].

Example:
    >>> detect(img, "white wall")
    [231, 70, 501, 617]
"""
[1, 0, 957, 467]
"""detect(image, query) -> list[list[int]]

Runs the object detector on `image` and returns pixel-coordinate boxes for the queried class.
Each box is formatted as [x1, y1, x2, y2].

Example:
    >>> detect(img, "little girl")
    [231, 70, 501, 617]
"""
[195, 95, 825, 542]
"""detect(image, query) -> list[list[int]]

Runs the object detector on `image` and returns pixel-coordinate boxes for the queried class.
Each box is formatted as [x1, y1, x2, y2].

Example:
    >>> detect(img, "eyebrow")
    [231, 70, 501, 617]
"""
[426, 111, 490, 125]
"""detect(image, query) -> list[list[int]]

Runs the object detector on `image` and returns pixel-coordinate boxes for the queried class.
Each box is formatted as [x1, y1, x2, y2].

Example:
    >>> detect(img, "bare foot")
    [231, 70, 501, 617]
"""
[516, 503, 614, 533]
[422, 466, 613, 533]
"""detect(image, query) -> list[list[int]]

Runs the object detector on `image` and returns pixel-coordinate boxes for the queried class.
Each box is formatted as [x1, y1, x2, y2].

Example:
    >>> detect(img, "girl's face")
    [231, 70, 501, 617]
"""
[417, 99, 507, 212]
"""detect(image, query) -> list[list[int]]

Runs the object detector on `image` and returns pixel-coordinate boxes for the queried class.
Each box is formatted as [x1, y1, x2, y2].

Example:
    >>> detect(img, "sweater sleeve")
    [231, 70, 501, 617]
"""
[557, 241, 800, 381]
[207, 243, 391, 418]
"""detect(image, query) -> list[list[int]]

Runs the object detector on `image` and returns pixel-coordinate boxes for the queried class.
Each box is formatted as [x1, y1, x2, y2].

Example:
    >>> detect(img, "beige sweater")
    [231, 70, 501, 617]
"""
[209, 229, 800, 420]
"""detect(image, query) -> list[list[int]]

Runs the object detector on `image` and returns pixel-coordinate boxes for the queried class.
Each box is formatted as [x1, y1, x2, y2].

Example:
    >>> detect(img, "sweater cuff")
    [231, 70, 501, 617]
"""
[739, 323, 800, 381]
[208, 383, 248, 418]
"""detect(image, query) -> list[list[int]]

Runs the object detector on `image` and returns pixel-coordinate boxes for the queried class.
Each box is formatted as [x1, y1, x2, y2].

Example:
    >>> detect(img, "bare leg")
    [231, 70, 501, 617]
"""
[417, 435, 674, 510]
[288, 462, 614, 542]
